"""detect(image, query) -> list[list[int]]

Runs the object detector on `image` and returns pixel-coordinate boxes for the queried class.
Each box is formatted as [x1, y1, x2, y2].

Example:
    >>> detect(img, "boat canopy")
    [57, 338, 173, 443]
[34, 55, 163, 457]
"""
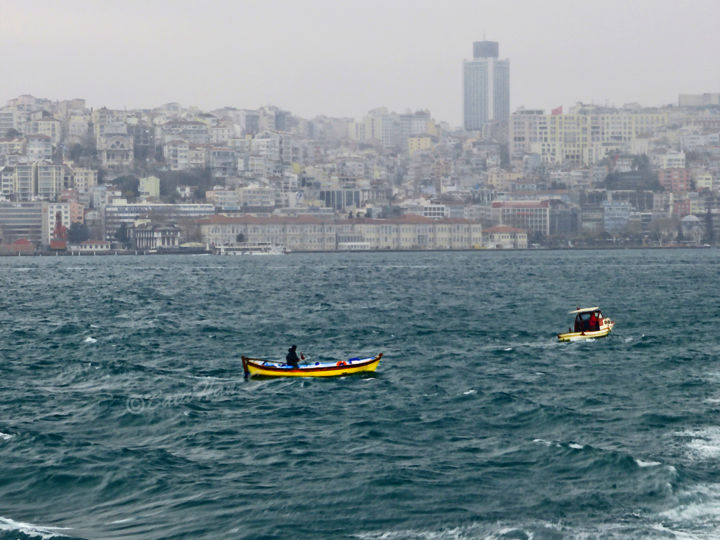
[568, 306, 600, 314]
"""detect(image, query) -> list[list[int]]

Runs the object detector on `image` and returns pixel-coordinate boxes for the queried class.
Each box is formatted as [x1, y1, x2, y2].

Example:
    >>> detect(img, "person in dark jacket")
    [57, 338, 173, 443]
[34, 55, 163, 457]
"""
[286, 345, 301, 367]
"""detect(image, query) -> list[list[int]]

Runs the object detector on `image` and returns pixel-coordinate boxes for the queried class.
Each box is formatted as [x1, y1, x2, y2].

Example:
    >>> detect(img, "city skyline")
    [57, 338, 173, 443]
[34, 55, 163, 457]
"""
[2, 0, 720, 126]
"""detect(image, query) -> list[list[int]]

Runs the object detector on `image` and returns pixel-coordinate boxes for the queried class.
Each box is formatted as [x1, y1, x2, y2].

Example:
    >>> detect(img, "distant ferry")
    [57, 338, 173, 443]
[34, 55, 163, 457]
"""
[214, 242, 287, 256]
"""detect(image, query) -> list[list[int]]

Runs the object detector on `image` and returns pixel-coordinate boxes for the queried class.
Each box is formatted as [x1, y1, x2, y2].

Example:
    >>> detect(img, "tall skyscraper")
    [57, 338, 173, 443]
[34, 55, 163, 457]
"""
[463, 40, 510, 131]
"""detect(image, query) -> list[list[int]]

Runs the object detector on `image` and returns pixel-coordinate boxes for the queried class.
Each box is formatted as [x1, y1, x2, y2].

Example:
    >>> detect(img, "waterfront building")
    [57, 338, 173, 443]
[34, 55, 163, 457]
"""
[44, 202, 71, 244]
[129, 223, 181, 250]
[0, 202, 45, 245]
[490, 200, 550, 236]
[483, 225, 528, 249]
[602, 200, 632, 233]
[197, 215, 483, 251]
[104, 203, 215, 240]
[463, 40, 510, 131]
[67, 240, 111, 253]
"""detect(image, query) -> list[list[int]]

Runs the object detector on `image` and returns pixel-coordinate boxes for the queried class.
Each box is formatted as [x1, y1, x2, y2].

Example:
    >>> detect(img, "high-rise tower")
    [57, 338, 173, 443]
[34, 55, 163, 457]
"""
[463, 40, 510, 131]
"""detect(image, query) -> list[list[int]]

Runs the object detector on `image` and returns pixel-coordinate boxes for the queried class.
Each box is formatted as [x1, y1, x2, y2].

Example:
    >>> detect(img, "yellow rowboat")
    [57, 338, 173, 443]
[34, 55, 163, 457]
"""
[558, 307, 615, 342]
[241, 353, 383, 378]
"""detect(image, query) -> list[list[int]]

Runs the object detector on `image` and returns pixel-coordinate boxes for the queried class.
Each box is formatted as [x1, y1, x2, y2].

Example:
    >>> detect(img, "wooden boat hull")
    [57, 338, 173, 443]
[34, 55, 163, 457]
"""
[242, 353, 382, 378]
[558, 321, 615, 342]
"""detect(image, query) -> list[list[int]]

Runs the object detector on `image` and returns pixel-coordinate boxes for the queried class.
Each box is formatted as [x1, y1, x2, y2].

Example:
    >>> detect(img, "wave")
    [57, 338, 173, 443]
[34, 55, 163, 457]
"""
[677, 427, 720, 461]
[658, 484, 720, 539]
[352, 518, 704, 539]
[0, 516, 77, 540]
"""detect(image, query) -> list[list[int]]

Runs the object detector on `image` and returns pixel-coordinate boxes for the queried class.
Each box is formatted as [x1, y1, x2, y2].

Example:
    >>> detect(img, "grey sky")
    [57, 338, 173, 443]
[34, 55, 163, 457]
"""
[2, 0, 719, 126]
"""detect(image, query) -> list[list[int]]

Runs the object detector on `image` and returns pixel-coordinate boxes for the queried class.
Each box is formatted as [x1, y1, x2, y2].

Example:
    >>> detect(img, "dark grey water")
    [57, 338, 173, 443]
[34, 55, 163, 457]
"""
[1, 250, 720, 539]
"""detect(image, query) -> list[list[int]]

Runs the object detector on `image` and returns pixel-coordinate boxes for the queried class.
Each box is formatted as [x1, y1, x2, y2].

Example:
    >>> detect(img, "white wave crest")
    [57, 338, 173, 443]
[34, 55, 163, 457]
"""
[679, 427, 720, 460]
[0, 432, 13, 441]
[659, 484, 720, 538]
[84, 336, 97, 343]
[636, 458, 661, 467]
[0, 516, 72, 539]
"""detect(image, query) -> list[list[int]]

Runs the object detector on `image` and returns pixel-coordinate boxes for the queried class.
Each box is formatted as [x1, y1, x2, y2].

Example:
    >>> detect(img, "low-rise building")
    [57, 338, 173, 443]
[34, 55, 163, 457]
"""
[490, 200, 550, 236]
[197, 215, 483, 251]
[483, 226, 528, 248]
[130, 223, 181, 250]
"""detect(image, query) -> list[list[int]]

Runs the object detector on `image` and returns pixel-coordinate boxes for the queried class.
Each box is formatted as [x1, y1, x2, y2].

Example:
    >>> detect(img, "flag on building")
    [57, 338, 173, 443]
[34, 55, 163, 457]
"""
[551, 106, 563, 115]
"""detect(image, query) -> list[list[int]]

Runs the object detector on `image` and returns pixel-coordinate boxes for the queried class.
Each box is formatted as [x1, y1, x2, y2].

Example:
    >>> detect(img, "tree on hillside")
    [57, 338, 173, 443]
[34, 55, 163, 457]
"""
[157, 169, 213, 202]
[112, 175, 140, 200]
[67, 222, 90, 243]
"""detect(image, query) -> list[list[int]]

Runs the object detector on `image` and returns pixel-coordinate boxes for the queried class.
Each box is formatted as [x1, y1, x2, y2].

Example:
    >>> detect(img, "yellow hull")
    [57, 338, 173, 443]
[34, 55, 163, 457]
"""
[558, 321, 615, 342]
[242, 354, 382, 378]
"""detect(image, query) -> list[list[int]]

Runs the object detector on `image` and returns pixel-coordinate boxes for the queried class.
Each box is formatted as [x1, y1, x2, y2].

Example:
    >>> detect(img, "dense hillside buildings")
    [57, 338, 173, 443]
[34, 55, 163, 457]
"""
[1, 85, 720, 252]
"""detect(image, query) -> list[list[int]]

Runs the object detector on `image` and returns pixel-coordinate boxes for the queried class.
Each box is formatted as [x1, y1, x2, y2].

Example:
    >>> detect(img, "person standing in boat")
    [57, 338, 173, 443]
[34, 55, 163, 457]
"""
[589, 312, 599, 331]
[286, 345, 301, 367]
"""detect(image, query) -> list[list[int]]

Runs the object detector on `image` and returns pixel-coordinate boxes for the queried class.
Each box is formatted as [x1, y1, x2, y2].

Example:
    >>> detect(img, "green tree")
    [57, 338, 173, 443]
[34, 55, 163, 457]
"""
[112, 175, 140, 200]
[117, 223, 130, 247]
[67, 222, 90, 243]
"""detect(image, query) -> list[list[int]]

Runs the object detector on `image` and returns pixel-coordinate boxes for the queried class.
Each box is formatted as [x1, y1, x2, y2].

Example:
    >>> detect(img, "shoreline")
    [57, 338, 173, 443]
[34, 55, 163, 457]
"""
[0, 245, 714, 257]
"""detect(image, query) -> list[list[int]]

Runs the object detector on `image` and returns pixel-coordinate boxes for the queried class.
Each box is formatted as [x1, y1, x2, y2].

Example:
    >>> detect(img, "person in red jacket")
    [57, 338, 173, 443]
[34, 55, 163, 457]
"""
[589, 312, 599, 331]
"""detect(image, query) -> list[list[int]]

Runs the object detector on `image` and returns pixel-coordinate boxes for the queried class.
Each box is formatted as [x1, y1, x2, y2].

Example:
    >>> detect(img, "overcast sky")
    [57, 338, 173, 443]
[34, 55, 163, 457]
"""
[2, 0, 719, 126]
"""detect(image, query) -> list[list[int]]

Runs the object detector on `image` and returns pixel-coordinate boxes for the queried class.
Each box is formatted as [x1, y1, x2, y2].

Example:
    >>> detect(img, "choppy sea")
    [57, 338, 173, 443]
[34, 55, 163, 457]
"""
[1, 249, 720, 539]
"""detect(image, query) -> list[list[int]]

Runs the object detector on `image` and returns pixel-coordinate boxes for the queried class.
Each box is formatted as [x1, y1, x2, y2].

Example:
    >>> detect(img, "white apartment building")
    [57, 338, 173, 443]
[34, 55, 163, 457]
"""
[26, 135, 53, 161]
[36, 162, 66, 200]
[71, 167, 98, 192]
[654, 151, 686, 170]
[44, 202, 71, 244]
[164, 140, 189, 171]
[139, 176, 160, 199]
[509, 105, 669, 166]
